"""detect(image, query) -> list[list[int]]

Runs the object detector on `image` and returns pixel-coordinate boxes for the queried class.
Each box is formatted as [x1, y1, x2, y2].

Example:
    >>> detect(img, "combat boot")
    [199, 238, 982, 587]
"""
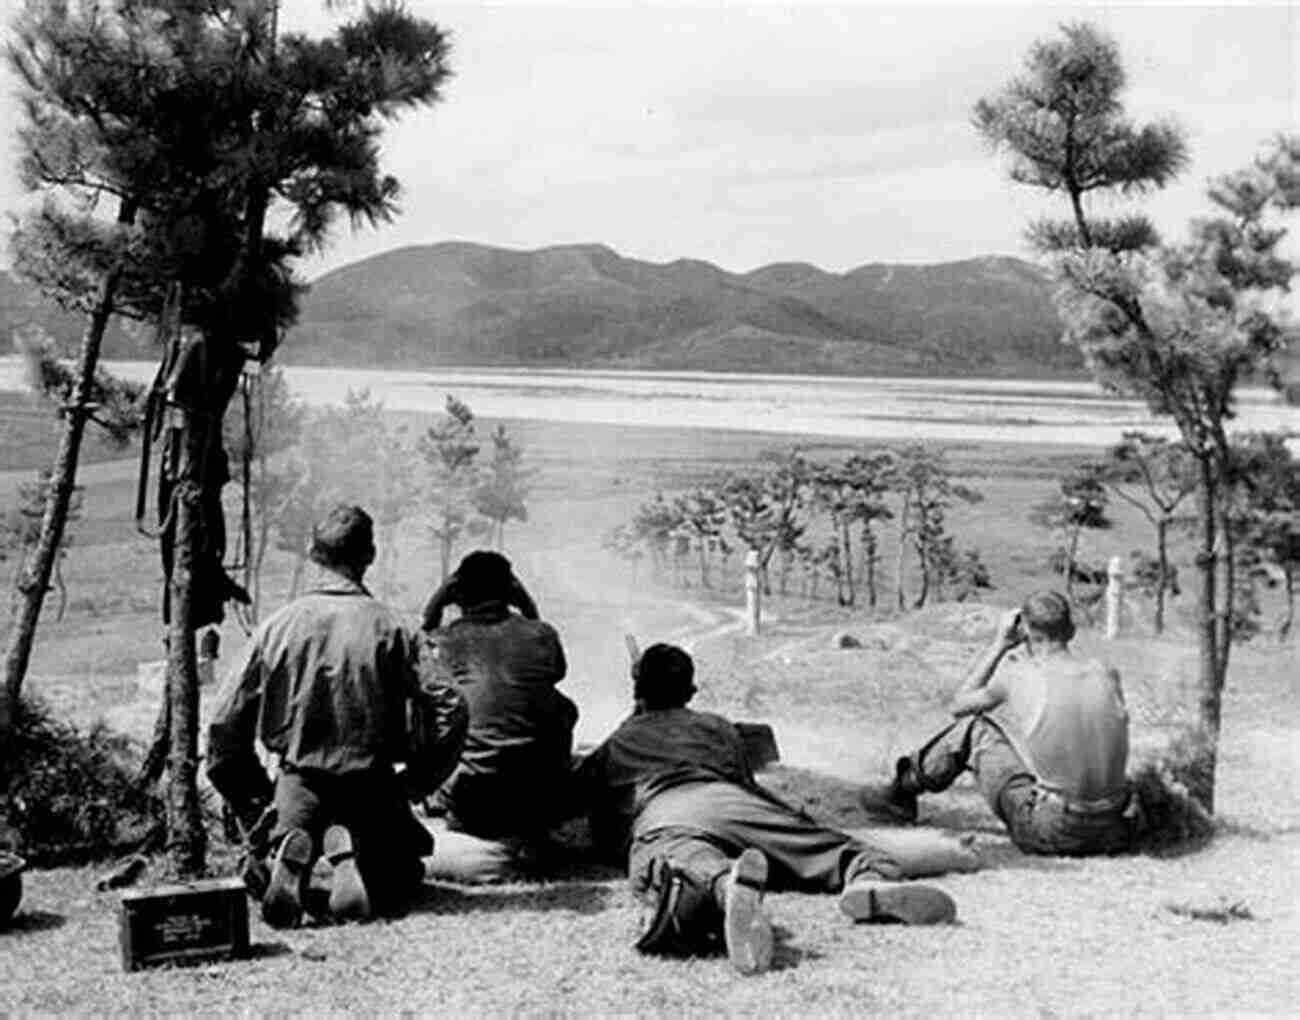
[323, 825, 372, 923]
[857, 756, 922, 823]
[262, 828, 314, 929]
[839, 878, 956, 925]
[722, 848, 774, 976]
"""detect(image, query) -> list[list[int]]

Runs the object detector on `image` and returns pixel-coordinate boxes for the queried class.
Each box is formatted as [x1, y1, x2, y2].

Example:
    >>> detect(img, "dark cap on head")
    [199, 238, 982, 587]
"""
[1021, 590, 1076, 643]
[634, 643, 696, 710]
[453, 549, 515, 607]
[309, 505, 375, 573]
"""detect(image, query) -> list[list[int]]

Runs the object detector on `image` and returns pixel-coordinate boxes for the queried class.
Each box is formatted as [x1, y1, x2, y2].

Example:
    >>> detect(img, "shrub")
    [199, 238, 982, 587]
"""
[1130, 730, 1217, 856]
[2, 698, 162, 865]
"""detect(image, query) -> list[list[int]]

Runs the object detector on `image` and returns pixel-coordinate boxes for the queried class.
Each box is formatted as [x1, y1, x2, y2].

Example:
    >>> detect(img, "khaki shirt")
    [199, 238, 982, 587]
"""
[207, 572, 418, 801]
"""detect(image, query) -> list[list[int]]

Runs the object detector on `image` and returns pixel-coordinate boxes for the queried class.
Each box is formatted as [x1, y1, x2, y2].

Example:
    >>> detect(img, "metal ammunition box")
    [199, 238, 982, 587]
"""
[118, 877, 249, 971]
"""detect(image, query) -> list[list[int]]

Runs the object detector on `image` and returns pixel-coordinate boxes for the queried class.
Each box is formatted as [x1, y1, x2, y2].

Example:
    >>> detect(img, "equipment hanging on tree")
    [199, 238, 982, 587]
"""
[134, 282, 250, 629]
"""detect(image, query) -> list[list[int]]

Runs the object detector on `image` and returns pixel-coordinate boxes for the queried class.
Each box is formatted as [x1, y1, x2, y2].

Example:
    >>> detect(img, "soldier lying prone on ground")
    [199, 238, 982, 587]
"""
[571, 643, 961, 976]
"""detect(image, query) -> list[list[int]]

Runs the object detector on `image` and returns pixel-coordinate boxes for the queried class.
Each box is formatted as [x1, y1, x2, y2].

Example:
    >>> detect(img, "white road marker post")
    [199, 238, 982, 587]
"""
[745, 548, 761, 636]
[1105, 555, 1124, 639]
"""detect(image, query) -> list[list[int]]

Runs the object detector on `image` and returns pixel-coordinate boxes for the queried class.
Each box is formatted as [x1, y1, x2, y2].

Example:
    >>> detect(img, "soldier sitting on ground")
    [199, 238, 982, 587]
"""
[207, 505, 465, 926]
[421, 551, 576, 863]
[859, 590, 1138, 856]
[574, 643, 958, 977]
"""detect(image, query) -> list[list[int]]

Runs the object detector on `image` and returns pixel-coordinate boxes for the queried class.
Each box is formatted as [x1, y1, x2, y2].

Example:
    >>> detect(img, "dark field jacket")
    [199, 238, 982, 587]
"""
[425, 602, 576, 836]
[575, 706, 757, 855]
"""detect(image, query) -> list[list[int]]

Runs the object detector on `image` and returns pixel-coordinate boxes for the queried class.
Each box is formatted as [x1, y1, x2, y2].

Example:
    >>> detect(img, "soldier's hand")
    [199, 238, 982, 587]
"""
[996, 608, 1026, 650]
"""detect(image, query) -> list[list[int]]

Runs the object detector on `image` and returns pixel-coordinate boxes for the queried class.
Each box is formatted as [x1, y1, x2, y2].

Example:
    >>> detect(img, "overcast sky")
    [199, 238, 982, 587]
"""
[1, 2, 1296, 280]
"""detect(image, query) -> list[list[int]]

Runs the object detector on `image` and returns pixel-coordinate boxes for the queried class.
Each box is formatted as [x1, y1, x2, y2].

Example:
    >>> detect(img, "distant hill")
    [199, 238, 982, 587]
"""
[1, 243, 1083, 377]
[0, 270, 148, 359]
[288, 242, 1082, 377]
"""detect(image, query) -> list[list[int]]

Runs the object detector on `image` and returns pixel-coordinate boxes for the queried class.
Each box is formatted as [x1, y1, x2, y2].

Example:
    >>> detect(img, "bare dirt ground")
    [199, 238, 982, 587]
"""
[3, 413, 1299, 1013]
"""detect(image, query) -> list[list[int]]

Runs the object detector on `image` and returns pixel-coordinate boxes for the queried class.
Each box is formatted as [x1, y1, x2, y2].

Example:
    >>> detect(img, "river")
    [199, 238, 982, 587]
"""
[1, 357, 1295, 447]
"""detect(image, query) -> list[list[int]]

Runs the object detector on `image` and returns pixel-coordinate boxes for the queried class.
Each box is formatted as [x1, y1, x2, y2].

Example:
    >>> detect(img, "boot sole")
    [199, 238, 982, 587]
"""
[323, 825, 372, 923]
[724, 848, 774, 976]
[839, 882, 956, 925]
[262, 828, 313, 930]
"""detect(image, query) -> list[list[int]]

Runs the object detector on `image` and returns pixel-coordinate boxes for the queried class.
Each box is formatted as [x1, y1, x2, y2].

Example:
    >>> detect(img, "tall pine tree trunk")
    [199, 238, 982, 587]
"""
[1, 201, 135, 747]
[913, 536, 931, 610]
[1281, 568, 1295, 642]
[165, 477, 207, 875]
[862, 526, 878, 610]
[894, 494, 911, 611]
[1190, 453, 1224, 813]
[839, 520, 855, 607]
[1154, 516, 1170, 635]
[1063, 525, 1081, 602]
[250, 395, 270, 622]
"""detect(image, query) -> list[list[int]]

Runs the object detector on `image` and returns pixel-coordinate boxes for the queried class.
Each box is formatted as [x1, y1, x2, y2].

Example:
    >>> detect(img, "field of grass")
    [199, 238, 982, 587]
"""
[2, 404, 1298, 1013]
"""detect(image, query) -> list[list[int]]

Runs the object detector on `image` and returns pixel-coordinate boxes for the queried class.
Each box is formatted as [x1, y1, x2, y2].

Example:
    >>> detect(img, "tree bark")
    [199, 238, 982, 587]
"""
[251, 391, 270, 623]
[1068, 185, 1093, 247]
[862, 527, 878, 610]
[894, 493, 911, 611]
[1191, 454, 1223, 813]
[137, 695, 171, 788]
[1154, 516, 1169, 634]
[1064, 525, 1081, 601]
[839, 520, 855, 607]
[913, 536, 930, 610]
[1, 206, 132, 747]
[1281, 567, 1295, 641]
[164, 477, 207, 876]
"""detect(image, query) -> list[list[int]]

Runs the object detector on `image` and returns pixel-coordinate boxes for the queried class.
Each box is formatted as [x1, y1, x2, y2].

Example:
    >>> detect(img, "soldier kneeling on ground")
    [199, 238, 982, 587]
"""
[573, 643, 959, 977]
[207, 505, 466, 926]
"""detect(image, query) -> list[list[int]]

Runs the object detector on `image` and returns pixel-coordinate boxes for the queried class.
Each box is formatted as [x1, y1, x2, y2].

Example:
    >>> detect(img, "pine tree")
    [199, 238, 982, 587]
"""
[1232, 432, 1300, 640]
[1098, 431, 1197, 633]
[888, 445, 980, 610]
[473, 425, 532, 549]
[1031, 463, 1112, 602]
[419, 396, 483, 582]
[977, 21, 1298, 809]
[6, 0, 451, 871]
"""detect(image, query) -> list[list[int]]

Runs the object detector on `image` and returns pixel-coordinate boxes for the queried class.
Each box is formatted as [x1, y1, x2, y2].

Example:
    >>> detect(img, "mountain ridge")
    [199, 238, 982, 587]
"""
[293, 241, 1080, 377]
[1, 241, 1082, 378]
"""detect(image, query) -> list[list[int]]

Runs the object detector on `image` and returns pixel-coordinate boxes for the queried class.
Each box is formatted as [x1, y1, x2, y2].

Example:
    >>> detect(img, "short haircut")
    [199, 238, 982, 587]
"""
[454, 549, 515, 607]
[309, 505, 375, 572]
[1021, 590, 1076, 643]
[634, 643, 696, 710]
